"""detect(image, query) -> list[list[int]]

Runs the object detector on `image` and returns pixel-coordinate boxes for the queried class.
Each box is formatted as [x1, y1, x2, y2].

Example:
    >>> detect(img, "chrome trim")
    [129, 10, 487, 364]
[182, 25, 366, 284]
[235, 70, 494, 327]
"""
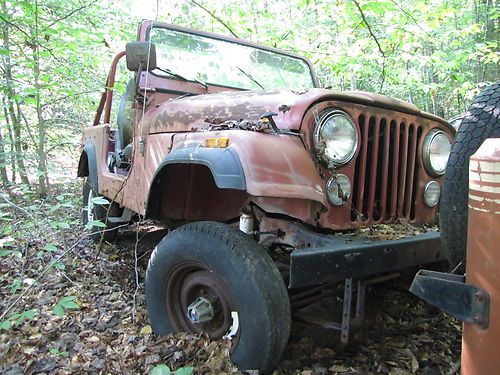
[422, 129, 451, 177]
[313, 109, 359, 167]
[424, 180, 441, 207]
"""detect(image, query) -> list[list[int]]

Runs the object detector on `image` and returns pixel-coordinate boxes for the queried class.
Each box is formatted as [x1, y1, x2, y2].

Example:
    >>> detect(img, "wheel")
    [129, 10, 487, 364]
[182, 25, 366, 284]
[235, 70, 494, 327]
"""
[145, 221, 291, 373]
[440, 82, 500, 268]
[82, 178, 118, 242]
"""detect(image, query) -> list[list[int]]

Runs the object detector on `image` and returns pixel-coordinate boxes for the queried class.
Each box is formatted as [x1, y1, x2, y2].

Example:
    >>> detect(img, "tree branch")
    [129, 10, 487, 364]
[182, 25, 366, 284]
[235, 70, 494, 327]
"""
[191, 0, 239, 39]
[352, 0, 386, 92]
[41, 0, 99, 33]
[0, 14, 31, 39]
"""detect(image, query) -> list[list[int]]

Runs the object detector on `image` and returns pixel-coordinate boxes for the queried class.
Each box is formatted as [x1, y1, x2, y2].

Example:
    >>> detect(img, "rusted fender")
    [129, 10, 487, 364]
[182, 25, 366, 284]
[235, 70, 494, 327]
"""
[146, 88, 450, 134]
[146, 130, 327, 207]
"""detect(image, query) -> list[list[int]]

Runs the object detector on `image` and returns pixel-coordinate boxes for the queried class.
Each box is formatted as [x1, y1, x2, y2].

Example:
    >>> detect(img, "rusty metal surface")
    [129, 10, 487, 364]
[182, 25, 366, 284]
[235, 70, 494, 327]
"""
[463, 138, 500, 375]
[86, 20, 454, 230]
[300, 101, 449, 229]
[142, 87, 452, 134]
[165, 261, 239, 343]
[145, 130, 326, 224]
[88, 96, 451, 228]
[134, 23, 451, 127]
[93, 51, 126, 126]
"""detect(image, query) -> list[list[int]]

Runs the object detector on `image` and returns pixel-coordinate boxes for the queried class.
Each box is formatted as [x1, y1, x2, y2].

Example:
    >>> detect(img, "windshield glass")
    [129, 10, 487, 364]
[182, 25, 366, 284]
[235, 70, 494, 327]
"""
[149, 27, 316, 90]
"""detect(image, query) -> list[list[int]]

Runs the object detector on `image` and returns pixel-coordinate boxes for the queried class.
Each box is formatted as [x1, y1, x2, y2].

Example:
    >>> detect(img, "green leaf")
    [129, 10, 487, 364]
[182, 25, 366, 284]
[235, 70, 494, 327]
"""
[8, 309, 36, 326]
[53, 304, 65, 317]
[50, 347, 69, 357]
[60, 296, 77, 303]
[140, 325, 152, 334]
[56, 222, 71, 229]
[61, 301, 79, 310]
[90, 196, 109, 205]
[53, 262, 66, 270]
[87, 220, 107, 228]
[175, 367, 194, 375]
[23, 309, 36, 320]
[10, 280, 21, 293]
[0, 250, 13, 257]
[0, 320, 11, 330]
[151, 364, 171, 375]
[43, 243, 58, 252]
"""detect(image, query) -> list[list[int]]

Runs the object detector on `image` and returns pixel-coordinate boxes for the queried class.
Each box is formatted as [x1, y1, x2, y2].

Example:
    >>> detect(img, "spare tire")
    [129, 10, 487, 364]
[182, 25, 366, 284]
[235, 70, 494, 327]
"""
[440, 82, 500, 268]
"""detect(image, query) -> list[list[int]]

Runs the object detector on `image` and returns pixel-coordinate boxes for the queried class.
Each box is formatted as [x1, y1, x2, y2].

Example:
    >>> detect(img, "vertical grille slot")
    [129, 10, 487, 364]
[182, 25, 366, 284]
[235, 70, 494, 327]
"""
[410, 126, 423, 220]
[351, 116, 421, 224]
[387, 120, 399, 221]
[366, 116, 379, 219]
[397, 122, 409, 217]
[352, 115, 369, 221]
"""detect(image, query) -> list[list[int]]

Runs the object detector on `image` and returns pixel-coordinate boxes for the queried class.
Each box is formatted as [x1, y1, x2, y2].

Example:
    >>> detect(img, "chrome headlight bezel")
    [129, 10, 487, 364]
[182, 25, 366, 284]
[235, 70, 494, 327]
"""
[422, 129, 451, 177]
[313, 109, 359, 167]
[326, 174, 352, 206]
[423, 180, 441, 207]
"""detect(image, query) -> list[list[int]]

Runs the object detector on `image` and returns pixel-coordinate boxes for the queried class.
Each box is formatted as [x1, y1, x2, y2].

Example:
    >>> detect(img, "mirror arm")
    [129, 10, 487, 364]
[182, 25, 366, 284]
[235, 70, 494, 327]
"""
[135, 62, 144, 96]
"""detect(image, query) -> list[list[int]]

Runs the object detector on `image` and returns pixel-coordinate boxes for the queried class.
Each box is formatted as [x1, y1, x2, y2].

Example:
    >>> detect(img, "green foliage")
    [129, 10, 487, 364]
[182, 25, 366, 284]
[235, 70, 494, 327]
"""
[151, 365, 171, 375]
[90, 196, 110, 205]
[175, 367, 194, 375]
[150, 364, 194, 375]
[49, 347, 69, 357]
[158, 0, 497, 117]
[0, 0, 497, 191]
[53, 295, 80, 317]
[0, 309, 37, 331]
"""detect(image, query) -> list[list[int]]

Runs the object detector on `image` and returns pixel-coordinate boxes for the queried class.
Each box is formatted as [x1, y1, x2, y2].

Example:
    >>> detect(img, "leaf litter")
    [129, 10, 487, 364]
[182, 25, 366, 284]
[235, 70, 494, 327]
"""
[0, 182, 461, 374]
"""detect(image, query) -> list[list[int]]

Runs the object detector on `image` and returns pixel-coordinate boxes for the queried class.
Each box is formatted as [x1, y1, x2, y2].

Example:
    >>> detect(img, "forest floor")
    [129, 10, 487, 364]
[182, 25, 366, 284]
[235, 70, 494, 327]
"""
[0, 181, 461, 375]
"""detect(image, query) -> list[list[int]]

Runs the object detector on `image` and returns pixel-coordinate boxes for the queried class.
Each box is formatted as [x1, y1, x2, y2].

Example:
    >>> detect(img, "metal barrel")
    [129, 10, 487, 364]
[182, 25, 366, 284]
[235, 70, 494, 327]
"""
[464, 138, 500, 374]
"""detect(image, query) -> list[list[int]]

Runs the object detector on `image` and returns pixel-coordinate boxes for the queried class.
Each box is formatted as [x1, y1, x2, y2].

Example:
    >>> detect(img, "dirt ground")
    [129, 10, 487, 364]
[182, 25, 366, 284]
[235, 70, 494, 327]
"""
[0, 182, 461, 374]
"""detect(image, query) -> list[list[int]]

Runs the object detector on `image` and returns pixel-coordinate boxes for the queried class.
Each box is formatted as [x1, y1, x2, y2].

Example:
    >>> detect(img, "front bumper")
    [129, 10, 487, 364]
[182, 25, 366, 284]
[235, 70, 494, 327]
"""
[289, 231, 443, 288]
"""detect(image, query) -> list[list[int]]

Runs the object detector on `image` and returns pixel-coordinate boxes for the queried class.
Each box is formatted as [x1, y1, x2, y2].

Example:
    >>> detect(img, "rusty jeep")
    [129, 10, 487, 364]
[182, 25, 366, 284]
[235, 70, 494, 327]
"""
[78, 21, 454, 373]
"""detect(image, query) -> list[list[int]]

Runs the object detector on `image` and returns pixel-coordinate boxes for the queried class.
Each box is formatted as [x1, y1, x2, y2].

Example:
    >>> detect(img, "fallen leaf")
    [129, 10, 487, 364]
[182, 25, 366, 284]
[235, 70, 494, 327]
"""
[141, 325, 153, 335]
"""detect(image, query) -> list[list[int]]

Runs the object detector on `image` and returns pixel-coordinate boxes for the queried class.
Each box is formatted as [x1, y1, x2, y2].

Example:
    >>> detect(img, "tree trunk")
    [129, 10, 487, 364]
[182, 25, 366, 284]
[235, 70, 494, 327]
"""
[3, 100, 16, 182]
[1, 2, 30, 186]
[0, 124, 8, 184]
[32, 36, 48, 196]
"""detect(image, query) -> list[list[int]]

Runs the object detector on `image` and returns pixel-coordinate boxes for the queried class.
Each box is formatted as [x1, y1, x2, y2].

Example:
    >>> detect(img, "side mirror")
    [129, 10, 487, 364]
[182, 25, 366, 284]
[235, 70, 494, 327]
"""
[125, 41, 157, 71]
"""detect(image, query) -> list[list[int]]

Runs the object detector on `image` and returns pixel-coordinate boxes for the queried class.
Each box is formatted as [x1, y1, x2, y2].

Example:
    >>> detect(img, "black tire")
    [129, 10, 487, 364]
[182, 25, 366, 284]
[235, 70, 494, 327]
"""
[82, 178, 118, 242]
[145, 221, 291, 374]
[440, 82, 500, 267]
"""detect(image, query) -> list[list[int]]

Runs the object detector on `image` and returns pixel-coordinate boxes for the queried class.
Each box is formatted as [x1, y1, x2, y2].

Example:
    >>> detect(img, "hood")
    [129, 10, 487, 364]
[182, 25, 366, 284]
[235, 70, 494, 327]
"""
[147, 88, 449, 133]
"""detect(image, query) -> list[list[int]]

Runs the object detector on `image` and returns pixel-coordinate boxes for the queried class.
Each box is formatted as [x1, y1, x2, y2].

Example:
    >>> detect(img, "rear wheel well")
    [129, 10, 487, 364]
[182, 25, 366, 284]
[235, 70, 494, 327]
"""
[146, 163, 249, 222]
[77, 151, 89, 177]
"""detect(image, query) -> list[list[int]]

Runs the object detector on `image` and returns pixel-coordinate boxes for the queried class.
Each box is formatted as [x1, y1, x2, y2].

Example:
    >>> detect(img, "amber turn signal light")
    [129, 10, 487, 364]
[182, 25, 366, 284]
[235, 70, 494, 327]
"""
[205, 137, 229, 148]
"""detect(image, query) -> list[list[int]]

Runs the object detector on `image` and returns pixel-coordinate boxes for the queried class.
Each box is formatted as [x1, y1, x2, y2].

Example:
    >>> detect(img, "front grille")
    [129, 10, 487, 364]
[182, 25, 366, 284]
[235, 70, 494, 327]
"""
[351, 115, 422, 223]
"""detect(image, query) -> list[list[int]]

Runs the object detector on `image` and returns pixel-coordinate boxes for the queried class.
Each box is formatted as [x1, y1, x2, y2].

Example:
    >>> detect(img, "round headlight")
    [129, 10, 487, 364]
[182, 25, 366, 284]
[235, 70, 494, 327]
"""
[326, 174, 351, 206]
[423, 130, 451, 176]
[314, 110, 358, 167]
[424, 181, 441, 207]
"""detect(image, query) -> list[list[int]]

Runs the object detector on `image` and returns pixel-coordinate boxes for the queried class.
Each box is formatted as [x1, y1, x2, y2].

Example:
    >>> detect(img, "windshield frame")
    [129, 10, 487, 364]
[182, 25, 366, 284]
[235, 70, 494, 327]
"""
[143, 22, 319, 90]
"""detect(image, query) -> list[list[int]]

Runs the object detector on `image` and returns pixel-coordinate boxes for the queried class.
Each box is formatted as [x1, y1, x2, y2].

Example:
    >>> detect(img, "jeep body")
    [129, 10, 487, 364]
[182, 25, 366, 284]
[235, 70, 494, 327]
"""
[78, 21, 454, 370]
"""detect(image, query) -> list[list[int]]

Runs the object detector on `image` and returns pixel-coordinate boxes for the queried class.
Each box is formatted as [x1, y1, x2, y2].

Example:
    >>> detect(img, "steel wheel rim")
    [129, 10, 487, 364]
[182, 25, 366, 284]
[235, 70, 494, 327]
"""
[165, 261, 240, 348]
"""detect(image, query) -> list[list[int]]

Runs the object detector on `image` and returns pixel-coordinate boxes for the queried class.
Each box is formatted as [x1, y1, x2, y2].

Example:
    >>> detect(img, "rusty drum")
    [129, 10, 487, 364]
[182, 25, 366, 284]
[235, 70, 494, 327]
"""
[464, 138, 500, 374]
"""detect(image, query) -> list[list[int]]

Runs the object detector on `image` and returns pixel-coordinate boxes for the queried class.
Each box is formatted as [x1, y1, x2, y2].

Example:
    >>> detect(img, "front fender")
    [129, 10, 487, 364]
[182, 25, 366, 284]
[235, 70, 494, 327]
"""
[150, 130, 327, 206]
[155, 146, 246, 190]
[227, 131, 327, 206]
